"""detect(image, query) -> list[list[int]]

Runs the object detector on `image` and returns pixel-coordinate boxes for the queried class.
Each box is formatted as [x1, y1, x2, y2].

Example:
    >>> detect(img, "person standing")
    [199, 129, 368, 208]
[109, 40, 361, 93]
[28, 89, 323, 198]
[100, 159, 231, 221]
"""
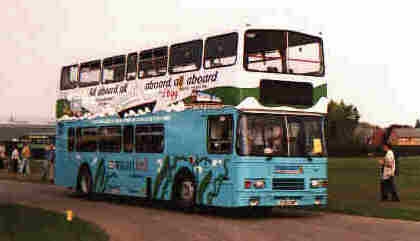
[48, 144, 55, 183]
[21, 143, 31, 177]
[41, 145, 50, 181]
[11, 146, 20, 174]
[378, 143, 400, 201]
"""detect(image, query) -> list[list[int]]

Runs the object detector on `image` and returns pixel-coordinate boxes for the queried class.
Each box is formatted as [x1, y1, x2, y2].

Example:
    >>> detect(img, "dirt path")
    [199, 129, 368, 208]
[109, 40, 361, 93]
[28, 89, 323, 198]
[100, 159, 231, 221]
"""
[0, 179, 419, 241]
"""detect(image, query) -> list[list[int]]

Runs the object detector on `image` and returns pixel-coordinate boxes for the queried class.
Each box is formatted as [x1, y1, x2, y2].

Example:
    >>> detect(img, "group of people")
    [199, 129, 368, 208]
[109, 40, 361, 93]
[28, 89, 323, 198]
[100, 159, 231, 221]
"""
[3, 143, 55, 182]
[9, 143, 32, 176]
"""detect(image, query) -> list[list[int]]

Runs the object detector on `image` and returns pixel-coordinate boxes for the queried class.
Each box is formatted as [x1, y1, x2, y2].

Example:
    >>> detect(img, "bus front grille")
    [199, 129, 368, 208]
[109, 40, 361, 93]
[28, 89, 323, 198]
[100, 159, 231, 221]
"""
[272, 178, 305, 190]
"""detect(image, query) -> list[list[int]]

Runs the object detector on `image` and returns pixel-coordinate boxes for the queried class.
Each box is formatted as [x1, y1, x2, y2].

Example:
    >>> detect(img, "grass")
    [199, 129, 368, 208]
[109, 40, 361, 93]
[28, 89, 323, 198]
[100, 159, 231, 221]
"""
[0, 204, 109, 241]
[326, 156, 420, 221]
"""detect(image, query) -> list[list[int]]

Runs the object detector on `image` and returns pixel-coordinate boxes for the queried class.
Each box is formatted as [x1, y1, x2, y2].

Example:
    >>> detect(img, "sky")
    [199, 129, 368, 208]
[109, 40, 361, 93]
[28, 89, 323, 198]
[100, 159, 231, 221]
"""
[0, 0, 419, 127]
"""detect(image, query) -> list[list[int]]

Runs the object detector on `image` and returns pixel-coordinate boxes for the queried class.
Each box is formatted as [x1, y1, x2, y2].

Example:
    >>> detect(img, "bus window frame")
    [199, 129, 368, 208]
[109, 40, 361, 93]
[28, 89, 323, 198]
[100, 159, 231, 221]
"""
[68, 127, 75, 152]
[126, 52, 138, 81]
[98, 126, 122, 153]
[135, 124, 165, 153]
[60, 64, 79, 90]
[169, 39, 203, 74]
[204, 32, 238, 70]
[207, 114, 234, 154]
[243, 29, 325, 77]
[79, 60, 102, 88]
[76, 127, 98, 153]
[123, 125, 134, 153]
[102, 55, 126, 84]
[138, 46, 168, 79]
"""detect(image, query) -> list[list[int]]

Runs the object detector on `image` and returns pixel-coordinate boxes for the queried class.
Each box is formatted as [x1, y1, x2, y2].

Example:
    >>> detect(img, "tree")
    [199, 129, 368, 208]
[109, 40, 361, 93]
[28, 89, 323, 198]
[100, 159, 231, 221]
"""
[327, 99, 360, 144]
[327, 99, 361, 155]
[415, 119, 420, 128]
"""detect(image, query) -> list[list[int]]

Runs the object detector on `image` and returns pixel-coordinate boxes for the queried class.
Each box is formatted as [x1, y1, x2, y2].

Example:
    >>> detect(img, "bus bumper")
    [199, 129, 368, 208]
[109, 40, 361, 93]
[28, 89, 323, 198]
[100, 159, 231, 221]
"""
[234, 191, 327, 207]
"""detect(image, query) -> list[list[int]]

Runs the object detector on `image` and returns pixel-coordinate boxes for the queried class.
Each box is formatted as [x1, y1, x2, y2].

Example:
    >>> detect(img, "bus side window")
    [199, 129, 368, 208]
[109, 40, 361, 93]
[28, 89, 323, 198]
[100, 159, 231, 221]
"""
[169, 40, 202, 74]
[68, 128, 75, 152]
[126, 52, 138, 81]
[99, 126, 122, 153]
[207, 115, 233, 154]
[204, 32, 238, 69]
[77, 127, 97, 152]
[60, 65, 78, 90]
[135, 124, 164, 153]
[139, 47, 168, 79]
[79, 60, 101, 88]
[102, 55, 126, 84]
[123, 125, 134, 153]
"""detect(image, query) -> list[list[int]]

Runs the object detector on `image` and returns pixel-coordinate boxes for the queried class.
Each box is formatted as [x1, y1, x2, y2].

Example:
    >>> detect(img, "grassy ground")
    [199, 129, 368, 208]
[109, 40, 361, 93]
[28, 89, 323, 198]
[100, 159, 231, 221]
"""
[327, 156, 420, 221]
[2, 157, 420, 221]
[0, 204, 109, 241]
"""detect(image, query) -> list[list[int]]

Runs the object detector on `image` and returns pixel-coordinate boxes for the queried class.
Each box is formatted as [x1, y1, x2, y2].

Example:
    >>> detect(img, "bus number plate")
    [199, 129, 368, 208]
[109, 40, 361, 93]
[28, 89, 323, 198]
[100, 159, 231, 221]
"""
[278, 199, 297, 206]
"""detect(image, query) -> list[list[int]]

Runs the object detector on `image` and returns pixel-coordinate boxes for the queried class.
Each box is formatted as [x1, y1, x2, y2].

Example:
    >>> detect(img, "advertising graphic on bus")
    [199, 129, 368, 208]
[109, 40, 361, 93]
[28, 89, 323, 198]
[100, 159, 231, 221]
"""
[55, 23, 328, 208]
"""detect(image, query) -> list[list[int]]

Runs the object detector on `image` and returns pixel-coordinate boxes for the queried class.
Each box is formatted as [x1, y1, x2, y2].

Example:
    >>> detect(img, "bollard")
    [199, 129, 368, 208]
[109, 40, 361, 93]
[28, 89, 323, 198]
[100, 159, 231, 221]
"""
[66, 210, 73, 222]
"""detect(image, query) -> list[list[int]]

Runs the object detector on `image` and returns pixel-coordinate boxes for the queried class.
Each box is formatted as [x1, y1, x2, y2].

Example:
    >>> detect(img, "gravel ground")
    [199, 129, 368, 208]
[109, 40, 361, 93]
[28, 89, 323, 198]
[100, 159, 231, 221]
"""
[1, 179, 419, 241]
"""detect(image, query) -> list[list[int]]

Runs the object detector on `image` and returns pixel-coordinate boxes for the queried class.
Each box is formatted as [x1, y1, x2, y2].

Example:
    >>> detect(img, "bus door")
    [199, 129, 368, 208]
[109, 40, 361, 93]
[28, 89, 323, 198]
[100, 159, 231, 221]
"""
[97, 126, 126, 195]
[203, 114, 234, 205]
[131, 124, 165, 199]
[120, 124, 147, 197]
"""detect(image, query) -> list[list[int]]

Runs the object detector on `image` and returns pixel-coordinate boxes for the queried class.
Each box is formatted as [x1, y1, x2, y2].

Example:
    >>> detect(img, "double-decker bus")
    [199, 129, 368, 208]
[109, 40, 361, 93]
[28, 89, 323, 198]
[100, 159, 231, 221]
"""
[55, 23, 328, 209]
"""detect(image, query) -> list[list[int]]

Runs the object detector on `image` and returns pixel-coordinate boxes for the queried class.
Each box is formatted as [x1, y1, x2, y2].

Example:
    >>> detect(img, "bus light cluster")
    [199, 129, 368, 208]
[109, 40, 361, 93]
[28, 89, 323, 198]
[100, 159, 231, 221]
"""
[244, 179, 266, 189]
[310, 179, 328, 188]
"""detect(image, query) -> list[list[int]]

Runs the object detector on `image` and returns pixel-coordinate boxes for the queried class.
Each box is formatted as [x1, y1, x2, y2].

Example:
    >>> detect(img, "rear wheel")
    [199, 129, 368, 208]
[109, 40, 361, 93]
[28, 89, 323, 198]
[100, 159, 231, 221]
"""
[174, 176, 196, 210]
[77, 167, 92, 198]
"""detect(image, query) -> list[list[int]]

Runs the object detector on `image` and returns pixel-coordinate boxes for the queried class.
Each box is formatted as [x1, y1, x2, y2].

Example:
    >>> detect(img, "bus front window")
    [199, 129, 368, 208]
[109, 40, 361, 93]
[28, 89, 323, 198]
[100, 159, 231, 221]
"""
[244, 30, 324, 76]
[287, 116, 326, 157]
[237, 114, 287, 156]
[237, 114, 326, 157]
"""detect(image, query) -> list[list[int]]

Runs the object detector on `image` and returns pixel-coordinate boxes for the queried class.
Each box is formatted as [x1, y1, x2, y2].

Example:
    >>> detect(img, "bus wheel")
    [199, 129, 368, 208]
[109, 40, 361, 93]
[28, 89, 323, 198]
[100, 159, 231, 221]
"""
[77, 167, 92, 198]
[174, 177, 196, 210]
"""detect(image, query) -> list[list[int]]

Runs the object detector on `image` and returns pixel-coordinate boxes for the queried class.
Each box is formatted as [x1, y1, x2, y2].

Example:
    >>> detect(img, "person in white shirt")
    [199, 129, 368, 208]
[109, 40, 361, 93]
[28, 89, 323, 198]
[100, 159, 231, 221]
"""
[11, 146, 20, 173]
[378, 143, 400, 201]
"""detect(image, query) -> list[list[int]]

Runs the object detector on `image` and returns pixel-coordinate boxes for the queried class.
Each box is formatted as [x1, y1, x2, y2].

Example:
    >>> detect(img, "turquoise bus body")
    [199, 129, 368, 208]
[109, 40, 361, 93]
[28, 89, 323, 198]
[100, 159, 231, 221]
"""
[55, 107, 327, 207]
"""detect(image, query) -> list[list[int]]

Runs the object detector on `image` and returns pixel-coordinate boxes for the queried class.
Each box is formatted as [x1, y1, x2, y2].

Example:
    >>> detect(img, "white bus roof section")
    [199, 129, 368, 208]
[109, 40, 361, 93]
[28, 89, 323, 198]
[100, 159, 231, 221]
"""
[236, 97, 328, 115]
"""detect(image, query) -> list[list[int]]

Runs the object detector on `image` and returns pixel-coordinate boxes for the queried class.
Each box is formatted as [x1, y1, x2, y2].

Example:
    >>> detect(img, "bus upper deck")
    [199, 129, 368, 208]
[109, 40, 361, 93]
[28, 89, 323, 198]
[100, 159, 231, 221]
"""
[57, 24, 326, 119]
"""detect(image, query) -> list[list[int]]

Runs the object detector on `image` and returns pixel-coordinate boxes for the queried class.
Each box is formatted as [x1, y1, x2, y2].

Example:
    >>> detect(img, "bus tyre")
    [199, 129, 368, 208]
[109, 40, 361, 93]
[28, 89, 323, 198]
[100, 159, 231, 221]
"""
[174, 177, 196, 211]
[77, 167, 93, 199]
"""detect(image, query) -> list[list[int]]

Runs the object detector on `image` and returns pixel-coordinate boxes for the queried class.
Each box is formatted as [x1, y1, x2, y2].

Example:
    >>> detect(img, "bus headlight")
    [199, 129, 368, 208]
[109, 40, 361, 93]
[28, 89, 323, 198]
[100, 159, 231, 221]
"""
[254, 180, 265, 189]
[244, 179, 266, 189]
[310, 179, 328, 188]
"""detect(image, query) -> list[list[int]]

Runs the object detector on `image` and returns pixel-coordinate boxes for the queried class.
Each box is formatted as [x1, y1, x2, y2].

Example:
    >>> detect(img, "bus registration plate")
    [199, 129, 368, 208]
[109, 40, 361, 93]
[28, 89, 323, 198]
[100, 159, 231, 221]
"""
[278, 199, 297, 206]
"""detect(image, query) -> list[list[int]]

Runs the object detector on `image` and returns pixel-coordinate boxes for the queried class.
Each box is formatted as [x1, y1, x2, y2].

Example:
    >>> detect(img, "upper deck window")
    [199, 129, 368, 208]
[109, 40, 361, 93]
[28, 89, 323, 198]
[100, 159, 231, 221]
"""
[244, 30, 324, 76]
[126, 52, 138, 81]
[139, 47, 168, 79]
[60, 65, 78, 90]
[79, 60, 101, 87]
[204, 33, 238, 69]
[102, 55, 126, 84]
[169, 40, 202, 74]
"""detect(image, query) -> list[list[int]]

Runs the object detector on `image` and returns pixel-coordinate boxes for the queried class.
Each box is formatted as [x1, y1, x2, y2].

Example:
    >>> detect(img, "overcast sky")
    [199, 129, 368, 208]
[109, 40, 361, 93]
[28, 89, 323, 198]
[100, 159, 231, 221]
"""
[0, 0, 419, 127]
